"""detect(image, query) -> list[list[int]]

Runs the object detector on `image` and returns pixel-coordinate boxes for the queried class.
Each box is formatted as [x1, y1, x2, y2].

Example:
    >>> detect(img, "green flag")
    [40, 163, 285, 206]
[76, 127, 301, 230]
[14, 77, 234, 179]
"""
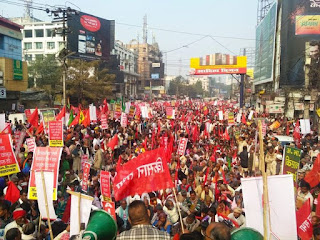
[68, 109, 74, 126]
[121, 96, 125, 112]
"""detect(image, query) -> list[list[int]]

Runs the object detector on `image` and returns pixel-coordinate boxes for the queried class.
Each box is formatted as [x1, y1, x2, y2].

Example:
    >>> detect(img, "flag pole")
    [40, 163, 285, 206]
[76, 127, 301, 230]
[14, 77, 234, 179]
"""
[40, 171, 54, 240]
[258, 120, 269, 240]
[77, 192, 81, 232]
[172, 188, 185, 233]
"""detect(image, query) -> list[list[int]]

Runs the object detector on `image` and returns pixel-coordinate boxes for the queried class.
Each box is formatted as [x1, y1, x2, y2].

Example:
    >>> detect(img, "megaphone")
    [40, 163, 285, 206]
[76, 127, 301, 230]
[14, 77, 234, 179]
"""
[231, 227, 263, 240]
[81, 209, 117, 240]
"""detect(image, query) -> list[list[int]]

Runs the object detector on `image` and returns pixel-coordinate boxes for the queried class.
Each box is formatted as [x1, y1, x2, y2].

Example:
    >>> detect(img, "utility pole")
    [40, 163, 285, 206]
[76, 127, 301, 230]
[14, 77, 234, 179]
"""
[48, 7, 78, 106]
[240, 48, 246, 108]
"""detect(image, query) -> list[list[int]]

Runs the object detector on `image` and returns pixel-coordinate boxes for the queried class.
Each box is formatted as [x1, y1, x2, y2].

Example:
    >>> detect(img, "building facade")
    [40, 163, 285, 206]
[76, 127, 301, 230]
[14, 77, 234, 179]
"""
[10, 17, 64, 62]
[111, 40, 139, 99]
[0, 17, 28, 111]
[126, 40, 165, 97]
[188, 76, 209, 92]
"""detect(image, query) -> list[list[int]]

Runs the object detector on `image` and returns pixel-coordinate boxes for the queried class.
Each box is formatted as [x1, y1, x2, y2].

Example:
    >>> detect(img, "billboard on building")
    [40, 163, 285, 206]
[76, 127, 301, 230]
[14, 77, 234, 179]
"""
[280, 0, 320, 88]
[67, 12, 115, 60]
[254, 2, 277, 85]
[190, 54, 247, 75]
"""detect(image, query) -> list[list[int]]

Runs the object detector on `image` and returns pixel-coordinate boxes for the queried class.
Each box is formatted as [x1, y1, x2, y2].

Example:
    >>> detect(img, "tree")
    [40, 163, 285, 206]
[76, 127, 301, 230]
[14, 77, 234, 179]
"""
[28, 55, 62, 106]
[66, 59, 114, 105]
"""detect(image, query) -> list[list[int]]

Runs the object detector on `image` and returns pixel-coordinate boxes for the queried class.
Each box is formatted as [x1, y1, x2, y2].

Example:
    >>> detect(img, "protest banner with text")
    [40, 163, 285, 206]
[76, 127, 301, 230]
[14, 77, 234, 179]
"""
[0, 134, 20, 177]
[100, 171, 111, 201]
[48, 121, 63, 147]
[282, 146, 301, 183]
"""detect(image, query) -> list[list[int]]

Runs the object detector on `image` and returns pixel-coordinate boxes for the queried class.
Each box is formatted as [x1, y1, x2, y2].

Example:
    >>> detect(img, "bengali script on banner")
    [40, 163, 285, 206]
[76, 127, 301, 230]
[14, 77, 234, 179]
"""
[282, 146, 301, 182]
[0, 134, 20, 177]
[28, 147, 62, 200]
[48, 121, 63, 147]
[113, 148, 173, 201]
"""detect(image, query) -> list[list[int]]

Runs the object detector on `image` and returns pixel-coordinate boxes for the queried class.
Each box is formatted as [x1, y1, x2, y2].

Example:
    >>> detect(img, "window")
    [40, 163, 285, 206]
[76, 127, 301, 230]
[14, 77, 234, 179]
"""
[24, 54, 32, 61]
[35, 42, 43, 49]
[35, 54, 43, 60]
[47, 42, 55, 49]
[46, 29, 55, 37]
[35, 29, 44, 38]
[24, 42, 32, 50]
[24, 30, 32, 38]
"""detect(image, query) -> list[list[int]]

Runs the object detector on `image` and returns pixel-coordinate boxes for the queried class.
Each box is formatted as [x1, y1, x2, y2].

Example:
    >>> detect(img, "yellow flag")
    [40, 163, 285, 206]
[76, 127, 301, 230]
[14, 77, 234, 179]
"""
[79, 111, 85, 124]
[317, 108, 320, 118]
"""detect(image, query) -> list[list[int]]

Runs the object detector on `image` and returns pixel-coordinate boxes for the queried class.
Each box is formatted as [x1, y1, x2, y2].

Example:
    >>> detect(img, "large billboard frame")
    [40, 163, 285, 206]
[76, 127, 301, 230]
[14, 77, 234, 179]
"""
[67, 12, 115, 61]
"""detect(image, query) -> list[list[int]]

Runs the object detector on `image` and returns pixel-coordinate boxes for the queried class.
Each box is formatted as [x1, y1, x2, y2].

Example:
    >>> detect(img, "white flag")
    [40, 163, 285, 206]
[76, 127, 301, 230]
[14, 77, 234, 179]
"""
[70, 193, 93, 237]
[35, 171, 57, 220]
[89, 105, 97, 122]
[241, 175, 297, 239]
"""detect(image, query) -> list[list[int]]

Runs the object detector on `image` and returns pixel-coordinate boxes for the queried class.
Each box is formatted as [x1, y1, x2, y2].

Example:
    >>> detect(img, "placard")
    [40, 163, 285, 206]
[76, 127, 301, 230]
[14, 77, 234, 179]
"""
[26, 138, 36, 152]
[228, 112, 235, 125]
[282, 146, 301, 183]
[28, 147, 62, 200]
[102, 201, 116, 221]
[100, 171, 111, 201]
[129, 106, 135, 118]
[0, 134, 20, 177]
[82, 162, 91, 192]
[48, 121, 63, 147]
[81, 154, 89, 171]
[166, 107, 175, 119]
[120, 112, 127, 128]
[177, 138, 188, 156]
[101, 114, 108, 130]
[218, 111, 224, 121]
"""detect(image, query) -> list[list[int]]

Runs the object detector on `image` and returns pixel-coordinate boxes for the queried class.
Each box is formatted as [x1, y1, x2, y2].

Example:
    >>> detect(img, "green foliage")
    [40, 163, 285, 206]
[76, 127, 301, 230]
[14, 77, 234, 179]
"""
[66, 59, 115, 105]
[168, 76, 204, 98]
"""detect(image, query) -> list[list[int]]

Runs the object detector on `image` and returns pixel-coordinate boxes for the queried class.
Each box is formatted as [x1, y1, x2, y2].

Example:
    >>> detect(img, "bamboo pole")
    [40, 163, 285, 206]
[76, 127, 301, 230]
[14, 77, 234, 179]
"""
[258, 120, 269, 240]
[172, 188, 185, 233]
[40, 171, 54, 240]
[78, 192, 81, 232]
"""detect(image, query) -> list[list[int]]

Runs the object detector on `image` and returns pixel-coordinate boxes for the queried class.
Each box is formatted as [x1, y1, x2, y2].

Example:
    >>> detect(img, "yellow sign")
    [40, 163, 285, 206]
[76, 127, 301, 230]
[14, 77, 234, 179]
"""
[316, 108, 320, 117]
[247, 69, 254, 79]
[190, 54, 247, 75]
[296, 15, 320, 35]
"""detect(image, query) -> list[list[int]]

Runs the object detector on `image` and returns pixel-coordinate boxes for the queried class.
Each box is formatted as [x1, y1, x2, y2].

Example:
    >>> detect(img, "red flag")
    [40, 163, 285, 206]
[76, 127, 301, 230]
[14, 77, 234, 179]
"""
[69, 113, 80, 127]
[0, 123, 11, 135]
[286, 121, 290, 136]
[62, 197, 71, 223]
[296, 199, 313, 240]
[113, 148, 173, 201]
[82, 109, 90, 127]
[223, 127, 230, 141]
[55, 106, 66, 121]
[304, 154, 320, 188]
[107, 134, 118, 151]
[293, 120, 301, 149]
[35, 122, 44, 135]
[143, 136, 148, 149]
[102, 99, 109, 114]
[4, 181, 20, 204]
[28, 108, 39, 127]
[241, 114, 247, 124]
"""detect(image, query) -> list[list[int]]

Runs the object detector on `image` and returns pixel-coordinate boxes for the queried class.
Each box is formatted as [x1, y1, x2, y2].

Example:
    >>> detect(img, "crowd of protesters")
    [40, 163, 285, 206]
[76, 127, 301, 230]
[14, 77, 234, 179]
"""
[0, 99, 319, 240]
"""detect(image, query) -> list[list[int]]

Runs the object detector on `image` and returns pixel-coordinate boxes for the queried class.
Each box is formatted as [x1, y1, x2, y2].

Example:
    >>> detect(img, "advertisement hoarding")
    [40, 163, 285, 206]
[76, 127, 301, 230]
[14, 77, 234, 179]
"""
[254, 2, 277, 85]
[280, 0, 320, 88]
[67, 12, 115, 60]
[190, 55, 247, 75]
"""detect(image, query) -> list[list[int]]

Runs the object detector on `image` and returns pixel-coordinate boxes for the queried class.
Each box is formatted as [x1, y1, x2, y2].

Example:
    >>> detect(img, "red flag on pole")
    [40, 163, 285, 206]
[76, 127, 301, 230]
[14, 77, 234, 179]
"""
[107, 134, 118, 151]
[113, 148, 173, 201]
[223, 127, 230, 141]
[69, 113, 80, 127]
[4, 181, 20, 204]
[241, 114, 247, 124]
[28, 107, 39, 127]
[304, 154, 320, 188]
[35, 122, 44, 135]
[82, 109, 90, 127]
[55, 106, 66, 121]
[296, 199, 313, 240]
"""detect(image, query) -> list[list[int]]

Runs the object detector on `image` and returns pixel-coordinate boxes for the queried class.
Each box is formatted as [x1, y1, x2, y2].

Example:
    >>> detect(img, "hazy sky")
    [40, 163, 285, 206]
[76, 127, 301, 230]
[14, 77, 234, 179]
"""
[1, 0, 258, 76]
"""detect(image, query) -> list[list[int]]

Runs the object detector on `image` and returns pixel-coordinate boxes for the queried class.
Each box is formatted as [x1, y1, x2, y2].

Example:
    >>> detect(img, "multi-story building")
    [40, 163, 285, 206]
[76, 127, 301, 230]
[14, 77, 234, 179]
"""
[0, 17, 28, 111]
[10, 17, 64, 62]
[111, 40, 139, 99]
[126, 40, 165, 97]
[188, 76, 209, 92]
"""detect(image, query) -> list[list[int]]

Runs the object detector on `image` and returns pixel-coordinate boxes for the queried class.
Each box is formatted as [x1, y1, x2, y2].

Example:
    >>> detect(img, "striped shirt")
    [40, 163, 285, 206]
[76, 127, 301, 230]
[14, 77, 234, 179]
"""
[117, 224, 171, 240]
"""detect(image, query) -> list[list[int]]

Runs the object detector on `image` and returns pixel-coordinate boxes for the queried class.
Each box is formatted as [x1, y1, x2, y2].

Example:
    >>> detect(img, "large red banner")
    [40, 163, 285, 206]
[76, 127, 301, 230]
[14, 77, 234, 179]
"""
[82, 162, 91, 192]
[191, 68, 247, 75]
[48, 121, 63, 147]
[28, 147, 62, 200]
[100, 171, 111, 201]
[296, 199, 313, 240]
[113, 148, 173, 201]
[0, 134, 20, 177]
[177, 138, 188, 156]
